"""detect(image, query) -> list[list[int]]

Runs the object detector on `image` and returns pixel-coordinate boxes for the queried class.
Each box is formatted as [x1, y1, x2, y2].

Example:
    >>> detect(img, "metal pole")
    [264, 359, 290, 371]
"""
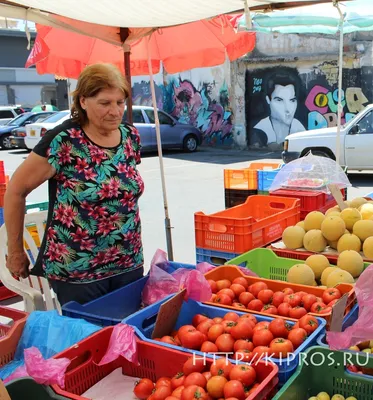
[147, 35, 174, 261]
[120, 27, 133, 124]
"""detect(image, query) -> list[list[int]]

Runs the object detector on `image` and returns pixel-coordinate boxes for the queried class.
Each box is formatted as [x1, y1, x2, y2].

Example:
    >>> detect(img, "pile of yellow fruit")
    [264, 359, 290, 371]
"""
[282, 197, 373, 260]
[308, 394, 357, 400]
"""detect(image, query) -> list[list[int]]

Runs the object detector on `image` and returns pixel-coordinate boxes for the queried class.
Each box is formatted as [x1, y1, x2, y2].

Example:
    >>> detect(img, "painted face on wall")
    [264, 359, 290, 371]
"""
[266, 84, 297, 125]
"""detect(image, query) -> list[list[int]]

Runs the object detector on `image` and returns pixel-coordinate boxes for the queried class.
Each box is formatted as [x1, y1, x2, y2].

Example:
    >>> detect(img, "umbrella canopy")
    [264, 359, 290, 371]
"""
[31, 104, 58, 112]
[26, 15, 256, 77]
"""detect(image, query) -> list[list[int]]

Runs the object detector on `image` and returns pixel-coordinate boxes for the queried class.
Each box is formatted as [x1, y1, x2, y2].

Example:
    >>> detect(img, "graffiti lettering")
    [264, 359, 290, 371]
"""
[253, 78, 263, 94]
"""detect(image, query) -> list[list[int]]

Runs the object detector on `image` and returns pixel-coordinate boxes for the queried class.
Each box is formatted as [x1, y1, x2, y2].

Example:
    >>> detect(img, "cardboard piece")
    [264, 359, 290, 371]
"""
[151, 289, 186, 339]
[0, 381, 11, 400]
[329, 293, 349, 332]
[328, 184, 346, 210]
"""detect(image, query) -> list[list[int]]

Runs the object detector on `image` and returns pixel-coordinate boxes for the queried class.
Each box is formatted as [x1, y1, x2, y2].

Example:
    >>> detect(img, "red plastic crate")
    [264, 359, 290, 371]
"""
[0, 183, 6, 207]
[0, 284, 18, 301]
[0, 307, 28, 367]
[52, 327, 279, 400]
[195, 195, 300, 253]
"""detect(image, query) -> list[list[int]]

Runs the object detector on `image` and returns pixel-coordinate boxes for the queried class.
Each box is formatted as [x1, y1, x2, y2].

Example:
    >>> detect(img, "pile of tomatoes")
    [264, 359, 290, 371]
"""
[207, 276, 343, 317]
[154, 310, 319, 361]
[134, 355, 261, 400]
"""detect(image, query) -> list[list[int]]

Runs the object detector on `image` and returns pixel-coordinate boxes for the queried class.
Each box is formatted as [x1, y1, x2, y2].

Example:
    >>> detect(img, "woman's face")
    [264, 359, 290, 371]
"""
[80, 87, 126, 131]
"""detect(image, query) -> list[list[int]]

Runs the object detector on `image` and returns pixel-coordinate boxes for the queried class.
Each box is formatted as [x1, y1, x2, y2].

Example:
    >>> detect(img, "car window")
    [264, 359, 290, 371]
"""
[0, 110, 15, 118]
[5, 113, 31, 126]
[123, 109, 145, 123]
[29, 112, 55, 123]
[145, 109, 173, 125]
[14, 108, 24, 115]
[358, 111, 373, 134]
[41, 111, 69, 123]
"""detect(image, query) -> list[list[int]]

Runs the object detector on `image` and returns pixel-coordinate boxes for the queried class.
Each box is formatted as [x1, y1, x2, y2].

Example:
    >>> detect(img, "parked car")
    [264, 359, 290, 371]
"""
[9, 112, 56, 150]
[0, 106, 25, 125]
[24, 110, 70, 150]
[282, 104, 373, 170]
[123, 106, 203, 152]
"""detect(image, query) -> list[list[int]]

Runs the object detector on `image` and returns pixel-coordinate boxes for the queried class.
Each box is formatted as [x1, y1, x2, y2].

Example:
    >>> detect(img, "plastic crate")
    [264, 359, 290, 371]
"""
[196, 247, 241, 266]
[52, 327, 279, 400]
[0, 284, 18, 302]
[258, 190, 269, 196]
[317, 303, 359, 347]
[6, 378, 69, 400]
[204, 265, 354, 329]
[0, 207, 3, 226]
[224, 188, 257, 208]
[273, 346, 373, 400]
[0, 183, 6, 207]
[62, 261, 196, 326]
[0, 307, 28, 368]
[124, 299, 325, 385]
[365, 191, 373, 200]
[224, 162, 282, 191]
[258, 168, 281, 191]
[195, 195, 300, 254]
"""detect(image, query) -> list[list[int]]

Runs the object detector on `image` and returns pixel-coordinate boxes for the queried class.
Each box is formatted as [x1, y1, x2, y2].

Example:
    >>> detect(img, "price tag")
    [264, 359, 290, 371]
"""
[329, 293, 349, 332]
[328, 184, 346, 210]
[151, 289, 186, 339]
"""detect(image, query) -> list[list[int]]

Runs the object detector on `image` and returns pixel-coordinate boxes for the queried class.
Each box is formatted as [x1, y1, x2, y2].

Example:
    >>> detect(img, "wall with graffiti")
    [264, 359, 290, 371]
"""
[243, 61, 373, 150]
[130, 62, 233, 146]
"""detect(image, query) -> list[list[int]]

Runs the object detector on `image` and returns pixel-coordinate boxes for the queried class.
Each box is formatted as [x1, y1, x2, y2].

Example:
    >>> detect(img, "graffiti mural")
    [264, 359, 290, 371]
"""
[132, 80, 164, 108]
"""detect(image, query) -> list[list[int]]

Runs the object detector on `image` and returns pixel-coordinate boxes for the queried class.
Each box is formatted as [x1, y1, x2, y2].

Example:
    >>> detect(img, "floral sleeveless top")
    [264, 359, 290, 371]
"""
[32, 119, 144, 283]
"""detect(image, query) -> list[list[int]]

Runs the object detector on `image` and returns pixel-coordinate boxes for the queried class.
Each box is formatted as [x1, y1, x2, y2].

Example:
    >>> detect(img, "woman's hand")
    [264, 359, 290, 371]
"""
[6, 251, 30, 279]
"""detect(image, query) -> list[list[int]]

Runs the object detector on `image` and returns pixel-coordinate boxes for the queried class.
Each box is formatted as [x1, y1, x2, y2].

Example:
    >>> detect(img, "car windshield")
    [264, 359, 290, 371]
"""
[343, 106, 372, 129]
[41, 111, 70, 123]
[4, 113, 31, 127]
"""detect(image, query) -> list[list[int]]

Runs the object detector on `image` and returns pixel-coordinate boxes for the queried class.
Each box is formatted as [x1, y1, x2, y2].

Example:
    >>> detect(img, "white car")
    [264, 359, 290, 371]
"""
[0, 106, 25, 125]
[25, 110, 70, 150]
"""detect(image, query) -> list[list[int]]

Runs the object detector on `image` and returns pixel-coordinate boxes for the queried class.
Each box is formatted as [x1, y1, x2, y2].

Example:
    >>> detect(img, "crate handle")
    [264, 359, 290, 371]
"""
[231, 172, 245, 179]
[208, 223, 227, 233]
[141, 312, 159, 330]
[210, 257, 228, 266]
[65, 350, 92, 373]
[269, 202, 286, 210]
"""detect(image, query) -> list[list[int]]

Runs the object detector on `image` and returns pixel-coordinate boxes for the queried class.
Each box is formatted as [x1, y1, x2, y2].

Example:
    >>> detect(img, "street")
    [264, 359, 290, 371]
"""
[1, 147, 373, 271]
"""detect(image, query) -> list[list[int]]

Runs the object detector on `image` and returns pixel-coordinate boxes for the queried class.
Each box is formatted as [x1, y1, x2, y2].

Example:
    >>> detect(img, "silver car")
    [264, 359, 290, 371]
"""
[123, 106, 203, 152]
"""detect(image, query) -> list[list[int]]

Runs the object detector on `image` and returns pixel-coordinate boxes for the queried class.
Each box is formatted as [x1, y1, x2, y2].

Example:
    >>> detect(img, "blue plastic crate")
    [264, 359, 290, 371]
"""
[61, 261, 195, 326]
[317, 303, 359, 347]
[257, 168, 281, 191]
[0, 207, 3, 226]
[365, 191, 373, 200]
[196, 248, 241, 266]
[123, 299, 326, 385]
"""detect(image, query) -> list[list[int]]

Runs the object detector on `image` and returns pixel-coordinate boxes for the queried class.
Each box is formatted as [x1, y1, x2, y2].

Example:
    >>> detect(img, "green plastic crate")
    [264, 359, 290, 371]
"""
[226, 248, 370, 281]
[273, 346, 373, 400]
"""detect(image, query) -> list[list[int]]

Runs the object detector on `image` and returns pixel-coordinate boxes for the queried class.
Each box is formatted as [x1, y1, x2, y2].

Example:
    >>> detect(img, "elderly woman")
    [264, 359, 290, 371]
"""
[4, 64, 144, 306]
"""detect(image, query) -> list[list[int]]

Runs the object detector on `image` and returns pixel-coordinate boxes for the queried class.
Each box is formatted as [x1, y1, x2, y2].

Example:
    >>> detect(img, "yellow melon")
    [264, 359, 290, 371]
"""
[321, 267, 337, 286]
[353, 220, 373, 242]
[337, 250, 364, 278]
[340, 208, 362, 231]
[303, 229, 327, 252]
[359, 203, 373, 220]
[350, 197, 368, 209]
[337, 233, 361, 253]
[304, 211, 325, 231]
[363, 237, 373, 260]
[305, 254, 330, 280]
[326, 269, 355, 287]
[287, 264, 315, 286]
[321, 216, 346, 241]
[325, 206, 340, 216]
[296, 221, 305, 229]
[282, 226, 305, 250]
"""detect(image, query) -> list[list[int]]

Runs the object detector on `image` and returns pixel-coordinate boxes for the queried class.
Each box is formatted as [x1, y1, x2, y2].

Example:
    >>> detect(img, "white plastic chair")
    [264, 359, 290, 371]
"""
[0, 211, 61, 313]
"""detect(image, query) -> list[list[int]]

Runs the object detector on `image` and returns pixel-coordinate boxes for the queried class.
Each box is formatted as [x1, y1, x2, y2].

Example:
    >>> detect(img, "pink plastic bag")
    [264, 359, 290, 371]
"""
[4, 347, 70, 388]
[196, 262, 259, 277]
[99, 324, 139, 366]
[142, 250, 212, 306]
[327, 264, 373, 350]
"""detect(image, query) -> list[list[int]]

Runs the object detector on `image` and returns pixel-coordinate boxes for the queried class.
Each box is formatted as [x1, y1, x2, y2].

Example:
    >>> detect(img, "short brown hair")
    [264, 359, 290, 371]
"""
[71, 63, 130, 126]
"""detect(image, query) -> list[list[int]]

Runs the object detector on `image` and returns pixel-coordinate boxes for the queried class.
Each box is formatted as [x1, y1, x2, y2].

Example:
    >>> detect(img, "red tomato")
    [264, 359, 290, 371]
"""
[310, 302, 326, 314]
[269, 318, 290, 338]
[302, 294, 317, 311]
[179, 328, 205, 350]
[233, 277, 249, 289]
[230, 284, 246, 298]
[210, 294, 217, 303]
[239, 314, 257, 326]
[229, 365, 256, 387]
[183, 357, 206, 376]
[288, 306, 307, 319]
[206, 376, 227, 398]
[222, 320, 238, 334]
[214, 294, 232, 306]
[165, 397, 180, 400]
[299, 315, 319, 334]
[261, 304, 278, 315]
[172, 386, 184, 399]
[215, 334, 235, 352]
[216, 279, 232, 291]
[319, 306, 332, 314]
[253, 321, 270, 333]
[287, 328, 308, 349]
[184, 372, 207, 388]
[284, 294, 302, 307]
[181, 385, 208, 400]
[179, 325, 196, 339]
[210, 358, 233, 378]
[207, 324, 225, 342]
[247, 299, 264, 312]
[257, 289, 274, 304]
[327, 299, 339, 307]
[253, 329, 274, 347]
[207, 280, 218, 294]
[230, 321, 253, 340]
[269, 338, 294, 358]
[322, 288, 342, 304]
[277, 303, 292, 317]
[202, 371, 211, 381]
[232, 302, 246, 309]
[223, 380, 246, 400]
[272, 291, 285, 307]
[156, 377, 172, 389]
[201, 341, 218, 353]
[152, 386, 172, 400]
[197, 320, 214, 336]
[192, 314, 209, 327]
[295, 291, 308, 299]
[282, 288, 294, 295]
[238, 291, 255, 306]
[213, 317, 223, 324]
[217, 288, 235, 300]
[234, 339, 254, 353]
[171, 373, 185, 390]
[224, 312, 240, 322]
[249, 282, 268, 297]
[160, 336, 177, 345]
[134, 378, 154, 399]
[250, 346, 270, 361]
[174, 335, 182, 346]
[234, 349, 253, 363]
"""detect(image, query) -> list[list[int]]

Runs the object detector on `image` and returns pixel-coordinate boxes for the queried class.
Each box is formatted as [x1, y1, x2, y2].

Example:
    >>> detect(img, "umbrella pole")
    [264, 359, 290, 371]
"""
[120, 28, 133, 124]
[147, 37, 174, 261]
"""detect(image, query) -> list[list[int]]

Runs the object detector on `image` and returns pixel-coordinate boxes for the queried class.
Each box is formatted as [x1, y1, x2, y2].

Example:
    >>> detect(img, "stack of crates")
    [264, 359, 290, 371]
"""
[224, 162, 282, 208]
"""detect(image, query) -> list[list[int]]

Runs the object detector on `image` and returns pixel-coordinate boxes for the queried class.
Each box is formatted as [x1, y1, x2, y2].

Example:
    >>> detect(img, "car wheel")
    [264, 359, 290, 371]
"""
[0, 134, 12, 150]
[183, 134, 198, 153]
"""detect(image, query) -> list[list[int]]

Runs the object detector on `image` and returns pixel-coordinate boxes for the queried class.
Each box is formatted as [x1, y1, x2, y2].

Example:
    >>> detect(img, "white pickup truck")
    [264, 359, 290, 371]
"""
[282, 104, 373, 170]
